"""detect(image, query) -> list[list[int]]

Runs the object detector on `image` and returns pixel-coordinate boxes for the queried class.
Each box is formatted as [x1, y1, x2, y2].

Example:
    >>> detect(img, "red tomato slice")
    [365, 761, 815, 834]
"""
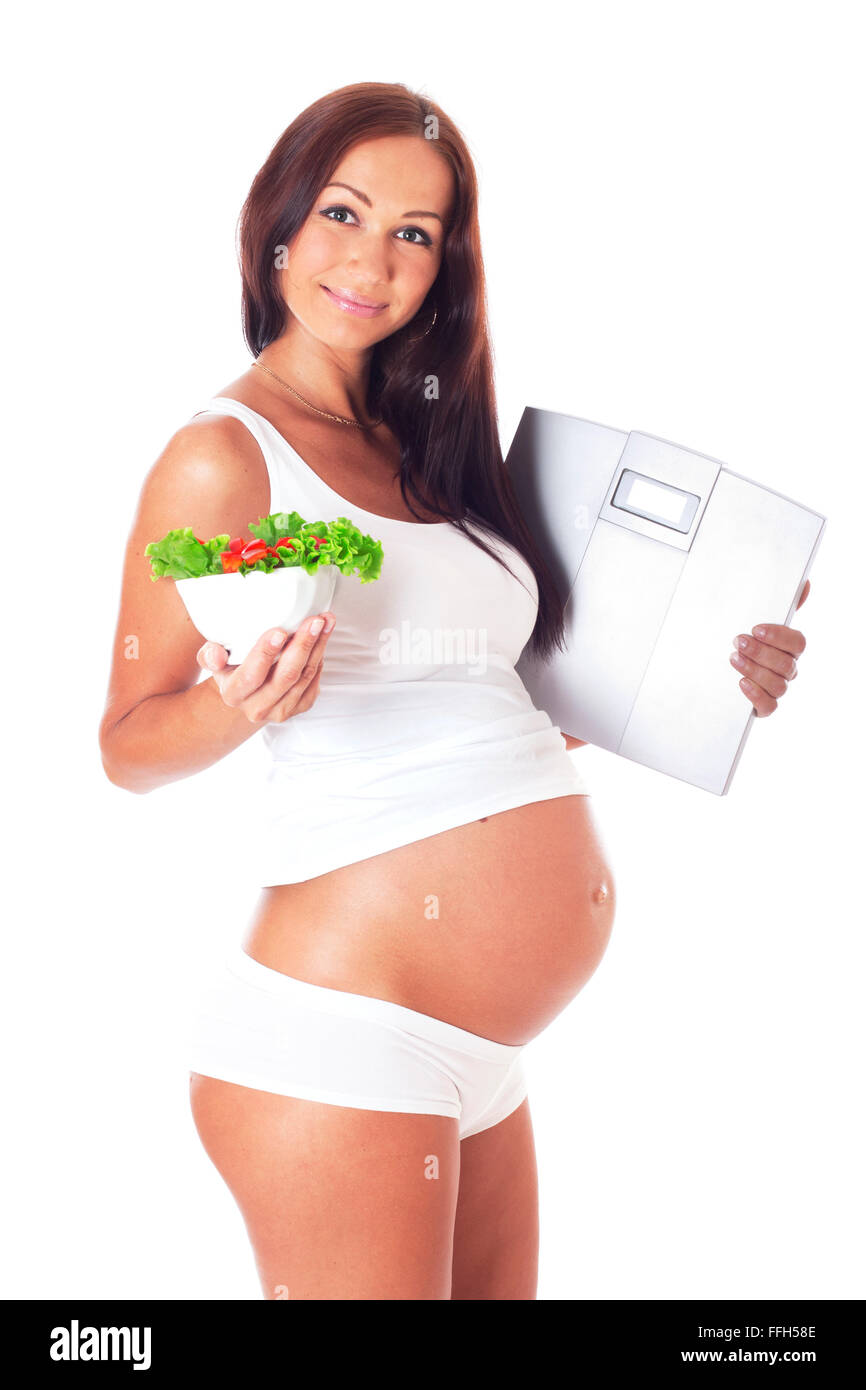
[240, 541, 268, 561]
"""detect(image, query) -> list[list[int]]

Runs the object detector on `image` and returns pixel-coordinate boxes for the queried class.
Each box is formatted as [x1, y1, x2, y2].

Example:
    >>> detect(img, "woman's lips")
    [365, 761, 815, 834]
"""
[321, 284, 388, 317]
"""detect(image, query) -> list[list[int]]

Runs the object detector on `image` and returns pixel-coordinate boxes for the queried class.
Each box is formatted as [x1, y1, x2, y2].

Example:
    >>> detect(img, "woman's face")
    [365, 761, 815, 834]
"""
[278, 134, 454, 349]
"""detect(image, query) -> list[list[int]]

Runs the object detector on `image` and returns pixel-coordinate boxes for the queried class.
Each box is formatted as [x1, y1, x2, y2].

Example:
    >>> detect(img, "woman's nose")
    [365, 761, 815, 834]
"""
[346, 238, 391, 283]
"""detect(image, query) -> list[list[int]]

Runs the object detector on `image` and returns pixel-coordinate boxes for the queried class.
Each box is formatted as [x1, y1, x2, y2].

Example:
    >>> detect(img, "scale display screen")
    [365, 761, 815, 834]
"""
[612, 469, 701, 533]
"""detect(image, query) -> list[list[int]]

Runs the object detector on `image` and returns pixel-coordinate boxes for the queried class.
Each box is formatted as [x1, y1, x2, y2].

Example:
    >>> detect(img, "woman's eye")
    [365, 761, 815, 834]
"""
[397, 226, 433, 247]
[319, 204, 356, 225]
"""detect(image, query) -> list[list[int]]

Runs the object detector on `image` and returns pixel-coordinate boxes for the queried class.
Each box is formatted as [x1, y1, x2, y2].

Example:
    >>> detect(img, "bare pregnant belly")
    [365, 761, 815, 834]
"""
[241, 794, 617, 1045]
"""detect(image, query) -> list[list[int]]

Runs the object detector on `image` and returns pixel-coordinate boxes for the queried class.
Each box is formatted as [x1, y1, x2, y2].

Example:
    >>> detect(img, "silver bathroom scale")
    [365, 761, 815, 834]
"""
[505, 406, 826, 794]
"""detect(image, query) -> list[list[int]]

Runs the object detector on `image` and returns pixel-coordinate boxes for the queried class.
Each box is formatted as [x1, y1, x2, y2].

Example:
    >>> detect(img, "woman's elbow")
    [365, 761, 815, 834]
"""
[98, 722, 152, 794]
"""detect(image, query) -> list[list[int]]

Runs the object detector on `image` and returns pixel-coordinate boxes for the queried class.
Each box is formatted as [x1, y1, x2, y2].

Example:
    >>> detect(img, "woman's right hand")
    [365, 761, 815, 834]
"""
[196, 612, 336, 725]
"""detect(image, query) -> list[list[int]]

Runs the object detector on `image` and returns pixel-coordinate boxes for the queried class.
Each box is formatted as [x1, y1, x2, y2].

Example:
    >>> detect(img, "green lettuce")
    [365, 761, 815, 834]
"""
[144, 528, 230, 580]
[144, 513, 383, 582]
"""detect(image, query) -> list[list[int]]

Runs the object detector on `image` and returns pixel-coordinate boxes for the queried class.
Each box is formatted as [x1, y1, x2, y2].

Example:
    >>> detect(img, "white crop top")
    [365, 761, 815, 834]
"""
[191, 397, 590, 885]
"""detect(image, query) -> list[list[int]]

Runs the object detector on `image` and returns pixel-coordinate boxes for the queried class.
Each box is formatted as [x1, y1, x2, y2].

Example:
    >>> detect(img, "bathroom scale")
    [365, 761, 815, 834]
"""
[505, 406, 826, 794]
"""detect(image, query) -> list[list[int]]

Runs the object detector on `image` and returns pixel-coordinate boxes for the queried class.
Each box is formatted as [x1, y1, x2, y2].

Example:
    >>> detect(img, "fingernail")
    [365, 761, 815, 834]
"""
[270, 630, 287, 648]
[323, 614, 336, 633]
[205, 647, 218, 667]
[309, 617, 324, 636]
[753, 627, 767, 639]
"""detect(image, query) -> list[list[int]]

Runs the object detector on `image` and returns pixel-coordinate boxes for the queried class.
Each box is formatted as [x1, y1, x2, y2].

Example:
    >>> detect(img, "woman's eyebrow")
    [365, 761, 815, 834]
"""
[323, 181, 443, 224]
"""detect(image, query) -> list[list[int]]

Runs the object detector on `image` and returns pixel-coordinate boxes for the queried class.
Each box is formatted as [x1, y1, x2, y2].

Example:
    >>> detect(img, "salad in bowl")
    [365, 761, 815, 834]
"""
[145, 510, 383, 664]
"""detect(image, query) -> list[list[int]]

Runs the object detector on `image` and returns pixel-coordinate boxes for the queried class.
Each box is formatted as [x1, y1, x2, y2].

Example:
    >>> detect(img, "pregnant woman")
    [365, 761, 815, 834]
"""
[98, 82, 809, 1300]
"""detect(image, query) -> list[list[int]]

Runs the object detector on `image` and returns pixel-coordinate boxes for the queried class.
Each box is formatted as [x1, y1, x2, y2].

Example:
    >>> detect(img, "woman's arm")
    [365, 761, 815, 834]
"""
[99, 414, 274, 793]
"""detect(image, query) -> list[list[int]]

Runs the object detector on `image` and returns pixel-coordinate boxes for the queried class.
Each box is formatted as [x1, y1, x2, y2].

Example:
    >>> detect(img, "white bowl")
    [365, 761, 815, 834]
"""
[176, 564, 338, 665]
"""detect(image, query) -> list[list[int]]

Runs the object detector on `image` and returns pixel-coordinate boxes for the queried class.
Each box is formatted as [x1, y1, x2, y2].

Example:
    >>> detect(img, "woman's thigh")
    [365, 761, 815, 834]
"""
[189, 1073, 461, 1300]
[451, 1097, 539, 1300]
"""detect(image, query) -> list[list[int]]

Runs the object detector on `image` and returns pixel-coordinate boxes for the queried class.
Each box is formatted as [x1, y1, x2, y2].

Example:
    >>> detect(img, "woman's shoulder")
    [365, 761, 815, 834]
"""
[138, 403, 271, 536]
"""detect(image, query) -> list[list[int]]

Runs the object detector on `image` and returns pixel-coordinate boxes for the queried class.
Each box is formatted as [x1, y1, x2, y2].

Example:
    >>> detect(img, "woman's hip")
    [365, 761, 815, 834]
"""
[187, 945, 530, 1143]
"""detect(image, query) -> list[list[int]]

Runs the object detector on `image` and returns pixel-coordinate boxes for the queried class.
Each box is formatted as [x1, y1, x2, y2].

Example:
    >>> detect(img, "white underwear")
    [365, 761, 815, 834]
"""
[187, 946, 529, 1142]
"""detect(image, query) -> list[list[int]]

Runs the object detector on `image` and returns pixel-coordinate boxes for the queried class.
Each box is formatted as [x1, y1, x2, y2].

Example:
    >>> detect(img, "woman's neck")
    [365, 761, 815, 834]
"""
[257, 325, 375, 423]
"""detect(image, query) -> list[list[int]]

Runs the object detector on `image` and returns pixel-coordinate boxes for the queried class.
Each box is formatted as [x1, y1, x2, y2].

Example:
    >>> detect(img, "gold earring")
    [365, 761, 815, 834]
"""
[409, 304, 438, 342]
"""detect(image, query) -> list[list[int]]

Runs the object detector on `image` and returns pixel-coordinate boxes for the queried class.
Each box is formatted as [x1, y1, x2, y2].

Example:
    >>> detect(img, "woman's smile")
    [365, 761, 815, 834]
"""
[320, 283, 389, 316]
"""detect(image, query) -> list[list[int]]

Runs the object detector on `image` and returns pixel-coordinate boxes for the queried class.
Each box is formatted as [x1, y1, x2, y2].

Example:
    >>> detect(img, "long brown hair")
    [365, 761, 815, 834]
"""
[238, 81, 565, 660]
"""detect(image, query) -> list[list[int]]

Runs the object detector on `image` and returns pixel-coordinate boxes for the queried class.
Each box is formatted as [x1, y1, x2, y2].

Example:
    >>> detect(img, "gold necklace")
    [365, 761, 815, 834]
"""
[252, 358, 383, 430]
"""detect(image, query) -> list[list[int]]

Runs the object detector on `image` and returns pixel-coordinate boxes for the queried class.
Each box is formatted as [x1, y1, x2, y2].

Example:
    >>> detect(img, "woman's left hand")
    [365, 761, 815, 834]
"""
[729, 580, 810, 717]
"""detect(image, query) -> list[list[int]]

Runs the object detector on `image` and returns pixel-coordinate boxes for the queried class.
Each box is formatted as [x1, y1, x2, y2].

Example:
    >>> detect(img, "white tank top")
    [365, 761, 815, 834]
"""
[191, 397, 590, 885]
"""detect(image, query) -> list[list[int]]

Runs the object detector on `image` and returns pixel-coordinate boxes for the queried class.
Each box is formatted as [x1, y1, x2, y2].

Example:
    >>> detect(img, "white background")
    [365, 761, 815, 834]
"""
[3, 0, 862, 1300]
